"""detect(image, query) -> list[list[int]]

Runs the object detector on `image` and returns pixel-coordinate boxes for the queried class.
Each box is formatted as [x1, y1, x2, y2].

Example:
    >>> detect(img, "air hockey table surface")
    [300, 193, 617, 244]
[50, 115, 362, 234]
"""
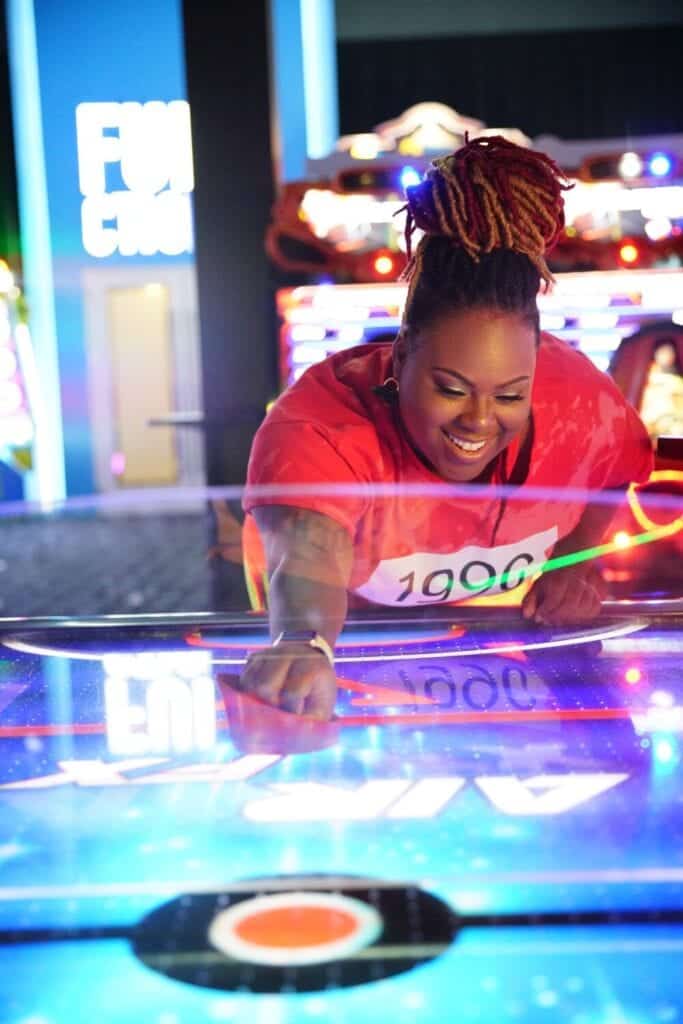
[1, 602, 683, 1023]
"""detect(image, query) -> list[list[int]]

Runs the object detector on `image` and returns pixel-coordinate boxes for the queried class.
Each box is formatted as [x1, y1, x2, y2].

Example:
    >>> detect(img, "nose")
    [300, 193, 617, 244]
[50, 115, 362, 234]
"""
[458, 393, 493, 433]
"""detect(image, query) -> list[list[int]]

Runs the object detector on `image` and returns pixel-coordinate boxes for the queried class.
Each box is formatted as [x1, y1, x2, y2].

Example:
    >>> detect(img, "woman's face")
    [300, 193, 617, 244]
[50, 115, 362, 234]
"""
[654, 343, 677, 370]
[393, 308, 537, 482]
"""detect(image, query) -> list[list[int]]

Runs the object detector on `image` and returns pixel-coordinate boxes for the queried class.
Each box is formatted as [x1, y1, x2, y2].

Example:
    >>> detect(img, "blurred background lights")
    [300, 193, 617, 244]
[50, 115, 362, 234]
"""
[618, 242, 640, 265]
[644, 217, 673, 241]
[374, 254, 395, 276]
[291, 342, 328, 364]
[578, 312, 619, 329]
[618, 151, 643, 178]
[539, 313, 566, 330]
[400, 166, 421, 190]
[337, 324, 365, 344]
[624, 666, 642, 685]
[649, 152, 673, 178]
[349, 135, 380, 160]
[290, 324, 327, 343]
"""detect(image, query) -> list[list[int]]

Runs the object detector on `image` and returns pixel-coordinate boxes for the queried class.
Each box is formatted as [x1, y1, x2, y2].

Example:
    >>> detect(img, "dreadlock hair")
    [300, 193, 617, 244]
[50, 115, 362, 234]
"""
[399, 135, 572, 349]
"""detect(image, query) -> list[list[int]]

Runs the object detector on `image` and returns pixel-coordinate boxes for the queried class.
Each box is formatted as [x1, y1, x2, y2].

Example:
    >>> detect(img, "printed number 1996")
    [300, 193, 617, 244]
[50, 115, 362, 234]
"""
[397, 552, 534, 603]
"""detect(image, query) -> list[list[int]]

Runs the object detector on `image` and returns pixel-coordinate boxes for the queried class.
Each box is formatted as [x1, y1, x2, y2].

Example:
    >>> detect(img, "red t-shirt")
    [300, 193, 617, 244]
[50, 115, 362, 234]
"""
[244, 336, 653, 607]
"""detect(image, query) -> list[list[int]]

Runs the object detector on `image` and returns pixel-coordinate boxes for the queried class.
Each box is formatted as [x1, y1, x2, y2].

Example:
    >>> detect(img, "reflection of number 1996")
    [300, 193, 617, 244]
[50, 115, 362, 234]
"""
[396, 552, 534, 604]
[398, 662, 536, 712]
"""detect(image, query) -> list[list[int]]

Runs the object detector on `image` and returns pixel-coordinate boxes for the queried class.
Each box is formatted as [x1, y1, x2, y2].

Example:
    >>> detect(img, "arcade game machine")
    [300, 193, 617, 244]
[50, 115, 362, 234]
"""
[267, 104, 683, 384]
[1, 592, 683, 1020]
[1, 111, 683, 1022]
[0, 260, 34, 501]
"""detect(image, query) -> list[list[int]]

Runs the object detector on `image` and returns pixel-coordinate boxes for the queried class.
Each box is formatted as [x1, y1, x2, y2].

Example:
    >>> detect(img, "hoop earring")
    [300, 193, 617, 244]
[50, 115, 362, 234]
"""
[372, 375, 400, 403]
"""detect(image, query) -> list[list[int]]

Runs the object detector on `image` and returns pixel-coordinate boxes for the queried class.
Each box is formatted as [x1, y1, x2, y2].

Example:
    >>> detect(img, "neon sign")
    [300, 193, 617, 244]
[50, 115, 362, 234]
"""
[76, 101, 194, 258]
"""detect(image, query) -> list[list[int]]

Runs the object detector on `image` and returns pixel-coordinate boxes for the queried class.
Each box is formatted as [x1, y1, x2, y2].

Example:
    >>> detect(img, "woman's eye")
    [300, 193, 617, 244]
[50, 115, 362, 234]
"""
[495, 394, 524, 404]
[438, 386, 466, 398]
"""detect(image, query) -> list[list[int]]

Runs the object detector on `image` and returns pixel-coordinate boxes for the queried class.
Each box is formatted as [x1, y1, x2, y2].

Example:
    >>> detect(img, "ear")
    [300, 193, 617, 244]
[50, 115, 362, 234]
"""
[392, 330, 409, 378]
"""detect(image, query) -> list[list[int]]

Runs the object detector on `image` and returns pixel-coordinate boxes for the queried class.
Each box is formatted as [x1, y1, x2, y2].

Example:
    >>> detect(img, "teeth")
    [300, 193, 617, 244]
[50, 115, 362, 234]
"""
[445, 431, 487, 453]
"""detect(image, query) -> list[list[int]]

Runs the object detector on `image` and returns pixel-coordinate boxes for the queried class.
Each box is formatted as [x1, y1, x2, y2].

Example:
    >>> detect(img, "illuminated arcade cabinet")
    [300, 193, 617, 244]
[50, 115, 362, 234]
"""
[0, 261, 35, 501]
[267, 104, 683, 387]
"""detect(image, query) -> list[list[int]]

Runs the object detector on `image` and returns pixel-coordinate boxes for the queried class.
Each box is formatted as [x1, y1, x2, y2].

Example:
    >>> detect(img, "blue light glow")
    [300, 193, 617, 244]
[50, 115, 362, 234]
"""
[654, 737, 677, 764]
[400, 166, 421, 190]
[300, 0, 339, 160]
[649, 152, 673, 178]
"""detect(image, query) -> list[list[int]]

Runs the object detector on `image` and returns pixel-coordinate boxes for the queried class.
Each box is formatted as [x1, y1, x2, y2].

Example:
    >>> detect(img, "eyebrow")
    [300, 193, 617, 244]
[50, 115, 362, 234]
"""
[432, 367, 531, 388]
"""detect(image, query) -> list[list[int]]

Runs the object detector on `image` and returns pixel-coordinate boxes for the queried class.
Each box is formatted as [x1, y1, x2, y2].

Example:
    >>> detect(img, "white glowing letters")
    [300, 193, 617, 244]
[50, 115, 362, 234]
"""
[103, 651, 216, 755]
[76, 101, 194, 258]
[1, 763, 629, 820]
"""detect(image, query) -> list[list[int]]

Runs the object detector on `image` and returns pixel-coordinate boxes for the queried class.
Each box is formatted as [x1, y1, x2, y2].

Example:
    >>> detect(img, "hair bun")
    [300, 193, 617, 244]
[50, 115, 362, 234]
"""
[402, 135, 572, 288]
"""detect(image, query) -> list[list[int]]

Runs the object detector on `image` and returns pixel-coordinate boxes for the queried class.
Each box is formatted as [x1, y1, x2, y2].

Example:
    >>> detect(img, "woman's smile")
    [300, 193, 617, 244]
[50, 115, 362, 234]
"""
[441, 428, 493, 459]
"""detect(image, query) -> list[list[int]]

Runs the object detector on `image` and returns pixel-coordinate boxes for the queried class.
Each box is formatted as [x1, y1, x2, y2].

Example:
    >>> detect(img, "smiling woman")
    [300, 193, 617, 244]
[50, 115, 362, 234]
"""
[392, 308, 536, 483]
[239, 135, 654, 718]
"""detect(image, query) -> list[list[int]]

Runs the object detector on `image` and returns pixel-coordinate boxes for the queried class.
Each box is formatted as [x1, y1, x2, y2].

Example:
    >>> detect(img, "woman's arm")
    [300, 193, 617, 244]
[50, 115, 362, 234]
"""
[254, 505, 354, 647]
[236, 506, 354, 718]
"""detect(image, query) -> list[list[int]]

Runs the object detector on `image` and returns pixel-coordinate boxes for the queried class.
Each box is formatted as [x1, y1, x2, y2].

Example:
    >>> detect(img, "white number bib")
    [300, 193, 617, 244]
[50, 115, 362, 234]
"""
[354, 527, 558, 607]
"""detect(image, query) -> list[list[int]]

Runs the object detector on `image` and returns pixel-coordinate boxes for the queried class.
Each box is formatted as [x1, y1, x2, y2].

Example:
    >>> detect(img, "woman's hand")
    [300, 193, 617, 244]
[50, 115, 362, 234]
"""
[521, 561, 606, 626]
[236, 644, 338, 720]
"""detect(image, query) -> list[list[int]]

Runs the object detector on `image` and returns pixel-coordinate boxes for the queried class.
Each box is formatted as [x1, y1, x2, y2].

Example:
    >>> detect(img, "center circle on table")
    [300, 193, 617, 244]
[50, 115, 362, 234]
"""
[132, 878, 460, 992]
[208, 891, 383, 966]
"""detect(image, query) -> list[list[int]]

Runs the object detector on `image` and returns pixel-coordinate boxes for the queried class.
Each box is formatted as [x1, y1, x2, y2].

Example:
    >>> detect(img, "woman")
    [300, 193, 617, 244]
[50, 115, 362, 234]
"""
[241, 136, 653, 718]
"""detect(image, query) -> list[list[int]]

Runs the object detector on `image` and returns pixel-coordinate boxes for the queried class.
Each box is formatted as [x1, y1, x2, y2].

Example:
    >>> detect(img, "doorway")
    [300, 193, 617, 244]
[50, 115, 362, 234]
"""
[82, 264, 205, 491]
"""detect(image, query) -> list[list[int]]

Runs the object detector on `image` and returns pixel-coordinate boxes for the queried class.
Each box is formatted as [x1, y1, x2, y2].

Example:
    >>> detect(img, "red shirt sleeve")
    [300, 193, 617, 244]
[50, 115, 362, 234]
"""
[606, 399, 654, 487]
[591, 378, 654, 489]
[538, 335, 653, 491]
[243, 418, 370, 536]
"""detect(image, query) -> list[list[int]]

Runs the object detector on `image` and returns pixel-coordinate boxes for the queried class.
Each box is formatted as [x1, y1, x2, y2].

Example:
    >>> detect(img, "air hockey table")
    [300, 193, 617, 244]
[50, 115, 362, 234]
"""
[1, 602, 683, 1022]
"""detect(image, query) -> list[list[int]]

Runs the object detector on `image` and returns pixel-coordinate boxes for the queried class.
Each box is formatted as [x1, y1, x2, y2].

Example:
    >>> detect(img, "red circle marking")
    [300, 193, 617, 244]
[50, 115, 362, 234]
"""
[234, 906, 358, 948]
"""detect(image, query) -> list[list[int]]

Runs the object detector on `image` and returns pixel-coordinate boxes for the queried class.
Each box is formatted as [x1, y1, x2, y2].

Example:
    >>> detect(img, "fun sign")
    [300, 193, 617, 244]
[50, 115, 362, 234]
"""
[76, 101, 194, 258]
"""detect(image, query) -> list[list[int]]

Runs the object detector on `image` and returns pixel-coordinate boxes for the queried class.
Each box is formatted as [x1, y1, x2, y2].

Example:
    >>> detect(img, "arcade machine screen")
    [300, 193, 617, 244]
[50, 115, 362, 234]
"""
[638, 339, 683, 441]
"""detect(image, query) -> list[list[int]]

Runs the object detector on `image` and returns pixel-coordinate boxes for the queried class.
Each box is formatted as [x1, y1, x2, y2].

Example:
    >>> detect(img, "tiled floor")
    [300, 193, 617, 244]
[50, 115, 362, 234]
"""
[1, 495, 680, 619]
[0, 500, 250, 618]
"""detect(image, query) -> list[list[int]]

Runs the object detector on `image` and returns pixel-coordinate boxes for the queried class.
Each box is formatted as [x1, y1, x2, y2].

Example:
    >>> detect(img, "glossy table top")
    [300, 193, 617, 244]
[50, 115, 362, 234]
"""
[1, 605, 682, 1021]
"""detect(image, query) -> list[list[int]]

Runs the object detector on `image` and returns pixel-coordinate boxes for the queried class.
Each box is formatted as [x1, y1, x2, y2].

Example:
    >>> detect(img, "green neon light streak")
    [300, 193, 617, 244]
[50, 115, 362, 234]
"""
[461, 523, 681, 593]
